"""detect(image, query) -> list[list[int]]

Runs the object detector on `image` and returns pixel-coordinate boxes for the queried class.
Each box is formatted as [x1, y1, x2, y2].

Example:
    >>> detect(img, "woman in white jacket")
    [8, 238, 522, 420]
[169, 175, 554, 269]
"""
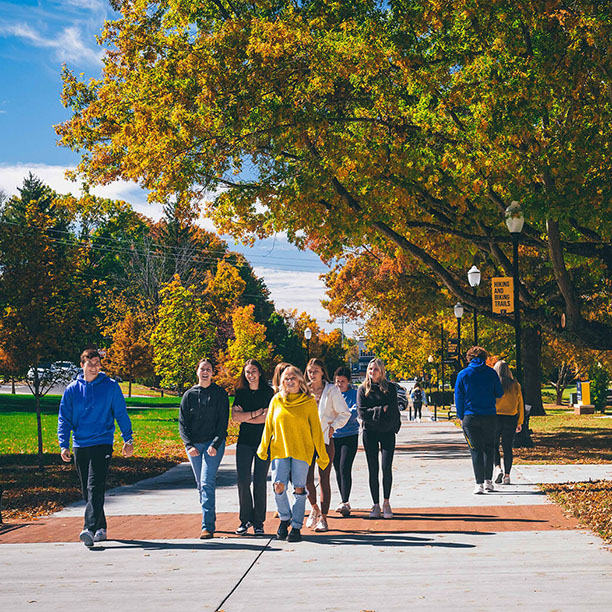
[305, 358, 351, 532]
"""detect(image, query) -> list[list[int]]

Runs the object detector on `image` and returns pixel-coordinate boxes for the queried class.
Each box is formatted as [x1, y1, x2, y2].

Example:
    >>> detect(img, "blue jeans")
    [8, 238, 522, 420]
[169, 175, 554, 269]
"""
[271, 457, 309, 529]
[187, 440, 225, 532]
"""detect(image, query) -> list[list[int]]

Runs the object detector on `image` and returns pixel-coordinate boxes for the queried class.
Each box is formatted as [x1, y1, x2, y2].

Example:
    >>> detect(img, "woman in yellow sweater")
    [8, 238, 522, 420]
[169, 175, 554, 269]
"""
[493, 360, 525, 485]
[257, 365, 328, 543]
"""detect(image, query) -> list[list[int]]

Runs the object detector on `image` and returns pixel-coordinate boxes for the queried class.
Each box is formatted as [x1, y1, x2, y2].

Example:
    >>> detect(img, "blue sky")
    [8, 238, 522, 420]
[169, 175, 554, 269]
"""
[0, 0, 359, 334]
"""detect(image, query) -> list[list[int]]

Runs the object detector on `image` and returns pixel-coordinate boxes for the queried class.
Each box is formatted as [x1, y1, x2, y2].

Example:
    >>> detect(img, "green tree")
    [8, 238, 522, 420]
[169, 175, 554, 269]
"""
[151, 276, 215, 393]
[0, 175, 85, 469]
[266, 311, 305, 367]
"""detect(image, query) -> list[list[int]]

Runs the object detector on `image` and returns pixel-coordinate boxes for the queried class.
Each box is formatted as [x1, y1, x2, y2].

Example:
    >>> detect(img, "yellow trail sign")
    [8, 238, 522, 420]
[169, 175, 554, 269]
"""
[492, 277, 514, 314]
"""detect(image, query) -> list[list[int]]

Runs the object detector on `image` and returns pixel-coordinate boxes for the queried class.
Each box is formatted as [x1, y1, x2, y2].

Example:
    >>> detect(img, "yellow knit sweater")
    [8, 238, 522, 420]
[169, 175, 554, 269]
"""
[496, 382, 525, 426]
[257, 392, 329, 469]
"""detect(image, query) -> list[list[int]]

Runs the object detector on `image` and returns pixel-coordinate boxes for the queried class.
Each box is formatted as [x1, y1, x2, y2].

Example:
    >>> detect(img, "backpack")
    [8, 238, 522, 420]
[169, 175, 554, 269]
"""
[413, 388, 422, 402]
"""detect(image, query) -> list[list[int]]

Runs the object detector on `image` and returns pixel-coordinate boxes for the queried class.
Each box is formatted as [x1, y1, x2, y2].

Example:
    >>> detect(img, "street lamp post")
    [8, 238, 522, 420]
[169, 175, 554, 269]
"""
[454, 302, 464, 365]
[467, 265, 481, 346]
[304, 327, 312, 363]
[505, 201, 524, 385]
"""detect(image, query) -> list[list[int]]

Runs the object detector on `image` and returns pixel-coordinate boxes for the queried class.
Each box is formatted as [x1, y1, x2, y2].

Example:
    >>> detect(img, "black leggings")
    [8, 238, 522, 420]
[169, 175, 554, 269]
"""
[332, 434, 358, 504]
[495, 414, 518, 474]
[413, 401, 422, 419]
[362, 429, 396, 504]
[462, 414, 496, 484]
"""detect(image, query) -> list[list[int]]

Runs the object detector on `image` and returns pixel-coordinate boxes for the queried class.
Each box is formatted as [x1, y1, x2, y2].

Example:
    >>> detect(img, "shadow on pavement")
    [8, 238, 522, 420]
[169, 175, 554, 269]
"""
[98, 538, 280, 552]
[305, 533, 477, 548]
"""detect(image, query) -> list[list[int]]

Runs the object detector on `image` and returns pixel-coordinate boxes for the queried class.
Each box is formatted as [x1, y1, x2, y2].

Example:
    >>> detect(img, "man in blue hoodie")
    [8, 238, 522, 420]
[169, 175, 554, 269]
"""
[454, 346, 503, 495]
[58, 349, 134, 547]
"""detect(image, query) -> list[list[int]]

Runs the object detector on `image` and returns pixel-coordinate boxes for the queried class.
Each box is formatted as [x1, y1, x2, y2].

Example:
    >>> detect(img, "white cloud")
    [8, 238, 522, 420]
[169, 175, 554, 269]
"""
[0, 163, 162, 219]
[0, 22, 102, 65]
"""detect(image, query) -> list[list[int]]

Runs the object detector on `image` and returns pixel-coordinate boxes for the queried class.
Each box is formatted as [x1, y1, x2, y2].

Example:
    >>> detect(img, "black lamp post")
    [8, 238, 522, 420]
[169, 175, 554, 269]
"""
[304, 327, 312, 363]
[467, 265, 481, 346]
[505, 201, 524, 385]
[454, 302, 464, 364]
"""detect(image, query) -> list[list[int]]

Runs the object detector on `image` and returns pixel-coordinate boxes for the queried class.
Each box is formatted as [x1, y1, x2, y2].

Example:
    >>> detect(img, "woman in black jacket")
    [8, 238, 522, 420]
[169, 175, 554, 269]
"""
[357, 358, 400, 520]
[231, 359, 274, 536]
[179, 358, 229, 539]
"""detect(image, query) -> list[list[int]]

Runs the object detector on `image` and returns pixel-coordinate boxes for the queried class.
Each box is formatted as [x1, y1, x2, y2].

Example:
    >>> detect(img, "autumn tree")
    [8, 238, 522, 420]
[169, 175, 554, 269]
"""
[58, 2, 612, 415]
[265, 311, 305, 367]
[105, 311, 154, 396]
[0, 175, 86, 469]
[219, 305, 274, 387]
[151, 276, 215, 393]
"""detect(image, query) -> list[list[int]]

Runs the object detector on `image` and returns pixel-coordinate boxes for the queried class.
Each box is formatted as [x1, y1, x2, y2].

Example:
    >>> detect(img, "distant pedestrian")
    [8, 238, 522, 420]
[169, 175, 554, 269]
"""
[410, 382, 427, 422]
[332, 366, 360, 517]
[58, 348, 134, 547]
[493, 360, 524, 485]
[305, 358, 350, 532]
[231, 359, 274, 536]
[357, 358, 401, 519]
[179, 358, 229, 539]
[257, 366, 328, 543]
[454, 346, 503, 494]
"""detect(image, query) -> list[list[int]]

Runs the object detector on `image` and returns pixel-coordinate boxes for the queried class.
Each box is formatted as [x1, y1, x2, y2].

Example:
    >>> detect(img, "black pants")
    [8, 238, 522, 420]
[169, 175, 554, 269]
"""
[362, 429, 396, 504]
[236, 443, 270, 527]
[73, 444, 113, 532]
[462, 414, 496, 484]
[495, 414, 518, 474]
[332, 434, 358, 504]
[413, 401, 422, 419]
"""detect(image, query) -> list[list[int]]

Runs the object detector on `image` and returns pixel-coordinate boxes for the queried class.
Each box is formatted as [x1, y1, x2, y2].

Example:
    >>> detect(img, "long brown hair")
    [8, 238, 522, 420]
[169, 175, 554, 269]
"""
[236, 359, 271, 392]
[363, 358, 389, 396]
[272, 362, 291, 392]
[494, 360, 518, 394]
[306, 358, 330, 383]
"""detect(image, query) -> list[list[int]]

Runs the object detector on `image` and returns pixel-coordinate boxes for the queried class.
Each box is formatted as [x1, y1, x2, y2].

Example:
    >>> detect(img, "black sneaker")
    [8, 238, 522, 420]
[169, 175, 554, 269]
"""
[276, 520, 290, 540]
[495, 470, 504, 484]
[253, 525, 265, 536]
[235, 522, 252, 536]
[287, 528, 302, 542]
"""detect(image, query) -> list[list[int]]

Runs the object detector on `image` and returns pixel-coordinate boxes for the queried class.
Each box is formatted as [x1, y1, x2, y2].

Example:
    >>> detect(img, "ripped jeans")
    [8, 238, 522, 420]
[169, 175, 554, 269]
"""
[271, 457, 309, 529]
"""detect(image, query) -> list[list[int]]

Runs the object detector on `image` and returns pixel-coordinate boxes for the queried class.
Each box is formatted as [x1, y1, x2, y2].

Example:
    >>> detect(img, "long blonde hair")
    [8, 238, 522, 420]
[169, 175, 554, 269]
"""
[494, 360, 518, 394]
[279, 366, 309, 397]
[363, 358, 389, 396]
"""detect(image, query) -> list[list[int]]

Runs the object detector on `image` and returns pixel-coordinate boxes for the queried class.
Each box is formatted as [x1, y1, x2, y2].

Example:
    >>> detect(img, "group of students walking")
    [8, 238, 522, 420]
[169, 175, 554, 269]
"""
[57, 345, 523, 547]
[179, 356, 401, 543]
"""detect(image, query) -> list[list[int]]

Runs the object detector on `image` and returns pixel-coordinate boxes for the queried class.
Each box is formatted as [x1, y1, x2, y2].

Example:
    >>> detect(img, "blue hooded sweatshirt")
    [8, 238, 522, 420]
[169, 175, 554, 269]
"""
[454, 358, 503, 420]
[58, 372, 133, 449]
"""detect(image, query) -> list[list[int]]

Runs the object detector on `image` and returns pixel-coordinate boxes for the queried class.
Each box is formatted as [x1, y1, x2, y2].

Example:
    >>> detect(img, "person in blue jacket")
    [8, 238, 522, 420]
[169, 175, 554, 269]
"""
[454, 346, 503, 494]
[58, 348, 134, 547]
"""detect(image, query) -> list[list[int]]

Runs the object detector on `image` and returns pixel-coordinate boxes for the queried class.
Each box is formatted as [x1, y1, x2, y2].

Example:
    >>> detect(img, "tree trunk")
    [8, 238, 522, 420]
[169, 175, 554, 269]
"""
[556, 384, 563, 406]
[35, 391, 44, 471]
[128, 379, 132, 398]
[522, 324, 545, 416]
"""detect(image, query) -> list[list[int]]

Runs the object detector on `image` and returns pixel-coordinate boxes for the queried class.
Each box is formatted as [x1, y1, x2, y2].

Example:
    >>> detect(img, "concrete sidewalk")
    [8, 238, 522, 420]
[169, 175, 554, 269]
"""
[2, 413, 612, 611]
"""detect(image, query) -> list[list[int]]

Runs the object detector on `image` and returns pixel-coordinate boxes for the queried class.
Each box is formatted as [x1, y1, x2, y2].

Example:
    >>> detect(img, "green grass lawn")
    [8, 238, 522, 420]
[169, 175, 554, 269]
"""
[0, 404, 239, 521]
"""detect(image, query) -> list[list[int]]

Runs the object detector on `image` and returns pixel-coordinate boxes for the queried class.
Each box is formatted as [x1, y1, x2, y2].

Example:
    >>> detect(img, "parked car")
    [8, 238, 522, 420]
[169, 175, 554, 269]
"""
[392, 382, 408, 411]
[26, 361, 79, 385]
[51, 361, 80, 378]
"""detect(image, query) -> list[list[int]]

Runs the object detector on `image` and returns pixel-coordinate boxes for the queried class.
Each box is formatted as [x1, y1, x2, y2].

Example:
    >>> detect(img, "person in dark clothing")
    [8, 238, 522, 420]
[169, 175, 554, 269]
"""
[231, 359, 275, 536]
[357, 358, 401, 519]
[410, 382, 426, 422]
[454, 346, 504, 494]
[179, 358, 229, 538]
[58, 348, 134, 547]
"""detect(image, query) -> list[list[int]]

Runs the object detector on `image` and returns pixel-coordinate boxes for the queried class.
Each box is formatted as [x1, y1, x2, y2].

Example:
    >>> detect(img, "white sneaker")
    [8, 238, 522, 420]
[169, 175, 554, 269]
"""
[306, 508, 319, 529]
[93, 528, 107, 542]
[484, 480, 495, 492]
[473, 484, 485, 495]
[314, 516, 329, 532]
[369, 503, 382, 518]
[382, 501, 393, 519]
[503, 475, 511, 485]
[79, 529, 94, 547]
